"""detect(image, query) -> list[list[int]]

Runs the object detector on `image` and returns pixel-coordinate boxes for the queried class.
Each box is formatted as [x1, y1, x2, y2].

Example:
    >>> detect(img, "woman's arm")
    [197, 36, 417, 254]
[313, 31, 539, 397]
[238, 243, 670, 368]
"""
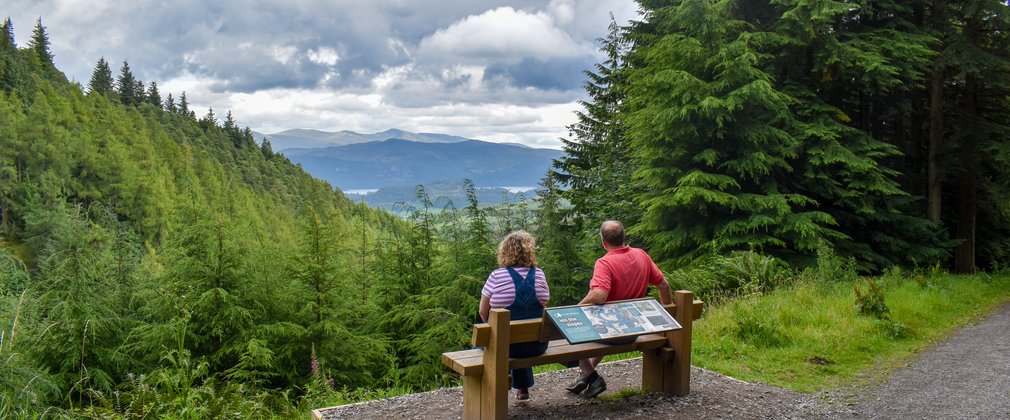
[479, 294, 491, 322]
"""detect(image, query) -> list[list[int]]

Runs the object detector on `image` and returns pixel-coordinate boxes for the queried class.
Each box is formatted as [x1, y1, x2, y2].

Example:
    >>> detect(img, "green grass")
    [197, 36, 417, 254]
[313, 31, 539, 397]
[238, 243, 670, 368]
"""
[691, 272, 1010, 392]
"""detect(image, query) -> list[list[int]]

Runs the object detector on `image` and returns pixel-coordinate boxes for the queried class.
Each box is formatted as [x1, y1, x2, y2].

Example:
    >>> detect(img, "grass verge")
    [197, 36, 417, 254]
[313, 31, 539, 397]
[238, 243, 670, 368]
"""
[691, 272, 1010, 392]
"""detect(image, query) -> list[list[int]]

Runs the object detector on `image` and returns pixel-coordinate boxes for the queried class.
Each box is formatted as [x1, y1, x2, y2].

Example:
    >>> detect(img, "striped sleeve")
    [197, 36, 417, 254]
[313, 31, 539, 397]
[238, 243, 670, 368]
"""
[536, 268, 550, 303]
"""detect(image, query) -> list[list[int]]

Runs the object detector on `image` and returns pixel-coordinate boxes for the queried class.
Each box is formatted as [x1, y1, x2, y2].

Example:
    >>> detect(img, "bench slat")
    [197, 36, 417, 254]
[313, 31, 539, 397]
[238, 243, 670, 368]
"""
[443, 334, 671, 376]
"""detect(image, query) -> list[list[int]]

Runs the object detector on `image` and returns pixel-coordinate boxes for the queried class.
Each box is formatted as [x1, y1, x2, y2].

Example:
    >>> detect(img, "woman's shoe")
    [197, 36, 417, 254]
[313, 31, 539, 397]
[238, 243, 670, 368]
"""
[516, 388, 530, 400]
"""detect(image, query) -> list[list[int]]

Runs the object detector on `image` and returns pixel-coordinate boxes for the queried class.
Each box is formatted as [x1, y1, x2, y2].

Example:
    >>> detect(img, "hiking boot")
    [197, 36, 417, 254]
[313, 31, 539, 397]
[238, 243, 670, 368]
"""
[516, 388, 530, 400]
[583, 374, 607, 398]
[564, 372, 590, 394]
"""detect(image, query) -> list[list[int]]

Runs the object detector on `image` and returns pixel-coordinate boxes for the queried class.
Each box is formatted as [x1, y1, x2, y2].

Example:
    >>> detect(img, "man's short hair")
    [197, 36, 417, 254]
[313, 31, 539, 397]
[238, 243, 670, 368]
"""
[600, 220, 625, 247]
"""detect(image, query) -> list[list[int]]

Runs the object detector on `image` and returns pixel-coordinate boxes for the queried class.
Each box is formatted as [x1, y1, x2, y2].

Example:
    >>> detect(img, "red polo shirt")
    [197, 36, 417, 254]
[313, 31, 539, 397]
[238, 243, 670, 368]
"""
[589, 246, 665, 301]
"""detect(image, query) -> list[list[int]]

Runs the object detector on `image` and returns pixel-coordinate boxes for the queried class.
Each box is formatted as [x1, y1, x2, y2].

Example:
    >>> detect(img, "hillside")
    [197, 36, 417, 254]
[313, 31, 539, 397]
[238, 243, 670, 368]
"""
[281, 138, 565, 189]
[2, 22, 521, 418]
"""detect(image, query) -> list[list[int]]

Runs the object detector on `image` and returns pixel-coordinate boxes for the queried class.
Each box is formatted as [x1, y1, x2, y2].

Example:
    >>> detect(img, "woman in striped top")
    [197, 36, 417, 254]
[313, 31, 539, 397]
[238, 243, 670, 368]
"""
[478, 230, 550, 400]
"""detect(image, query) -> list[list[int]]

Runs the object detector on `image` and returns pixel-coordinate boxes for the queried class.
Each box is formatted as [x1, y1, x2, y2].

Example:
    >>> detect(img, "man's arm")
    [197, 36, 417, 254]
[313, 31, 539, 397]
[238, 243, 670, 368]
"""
[656, 279, 673, 305]
[579, 288, 608, 305]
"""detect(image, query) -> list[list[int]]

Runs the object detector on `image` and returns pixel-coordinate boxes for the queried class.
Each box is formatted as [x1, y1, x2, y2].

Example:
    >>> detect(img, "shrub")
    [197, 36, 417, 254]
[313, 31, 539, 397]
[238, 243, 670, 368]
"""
[803, 241, 859, 283]
[854, 278, 889, 320]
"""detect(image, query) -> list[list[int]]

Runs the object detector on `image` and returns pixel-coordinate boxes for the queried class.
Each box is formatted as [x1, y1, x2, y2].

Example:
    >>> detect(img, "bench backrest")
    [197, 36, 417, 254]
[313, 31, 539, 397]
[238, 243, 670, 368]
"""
[470, 298, 705, 347]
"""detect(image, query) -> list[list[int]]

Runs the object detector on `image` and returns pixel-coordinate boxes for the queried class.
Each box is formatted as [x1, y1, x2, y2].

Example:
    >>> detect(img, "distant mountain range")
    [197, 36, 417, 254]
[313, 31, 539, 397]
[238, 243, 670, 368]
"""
[256, 129, 564, 190]
[252, 128, 472, 150]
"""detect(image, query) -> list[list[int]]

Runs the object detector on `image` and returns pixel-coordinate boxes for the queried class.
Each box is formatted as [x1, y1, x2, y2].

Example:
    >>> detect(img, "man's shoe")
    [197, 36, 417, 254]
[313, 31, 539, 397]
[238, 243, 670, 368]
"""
[583, 375, 607, 398]
[564, 373, 590, 394]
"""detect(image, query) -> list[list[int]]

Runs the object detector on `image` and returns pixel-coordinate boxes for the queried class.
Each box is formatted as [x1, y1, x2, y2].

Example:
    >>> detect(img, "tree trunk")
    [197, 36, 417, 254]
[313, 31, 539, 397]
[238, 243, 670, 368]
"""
[953, 14, 982, 273]
[926, 0, 945, 223]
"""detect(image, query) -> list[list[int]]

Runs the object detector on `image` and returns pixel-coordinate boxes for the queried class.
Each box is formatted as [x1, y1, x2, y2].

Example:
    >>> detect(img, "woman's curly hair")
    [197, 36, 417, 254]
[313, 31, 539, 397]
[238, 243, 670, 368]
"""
[497, 230, 537, 268]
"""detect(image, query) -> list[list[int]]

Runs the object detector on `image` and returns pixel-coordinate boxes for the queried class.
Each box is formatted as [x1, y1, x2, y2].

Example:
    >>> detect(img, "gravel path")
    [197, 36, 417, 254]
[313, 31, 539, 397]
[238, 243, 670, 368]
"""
[317, 303, 1010, 419]
[842, 302, 1010, 419]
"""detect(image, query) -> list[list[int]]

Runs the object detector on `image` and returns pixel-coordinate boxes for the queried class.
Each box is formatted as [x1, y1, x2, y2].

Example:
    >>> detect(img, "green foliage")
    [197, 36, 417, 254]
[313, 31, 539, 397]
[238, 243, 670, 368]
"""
[665, 250, 792, 304]
[88, 57, 114, 96]
[854, 278, 890, 320]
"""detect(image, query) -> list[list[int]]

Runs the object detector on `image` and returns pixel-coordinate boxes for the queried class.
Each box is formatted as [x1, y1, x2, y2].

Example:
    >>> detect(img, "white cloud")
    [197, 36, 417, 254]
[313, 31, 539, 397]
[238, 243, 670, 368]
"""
[417, 6, 591, 63]
[307, 47, 340, 66]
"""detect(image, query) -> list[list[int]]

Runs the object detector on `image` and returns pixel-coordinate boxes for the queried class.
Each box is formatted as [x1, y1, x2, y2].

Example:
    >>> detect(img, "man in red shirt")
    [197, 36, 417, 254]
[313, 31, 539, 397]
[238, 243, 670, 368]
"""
[566, 220, 673, 398]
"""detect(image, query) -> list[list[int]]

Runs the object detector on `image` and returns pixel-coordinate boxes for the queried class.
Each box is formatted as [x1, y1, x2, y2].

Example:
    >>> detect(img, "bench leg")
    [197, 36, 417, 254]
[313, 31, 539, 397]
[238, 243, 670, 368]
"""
[670, 291, 695, 396]
[462, 375, 482, 419]
[641, 348, 664, 392]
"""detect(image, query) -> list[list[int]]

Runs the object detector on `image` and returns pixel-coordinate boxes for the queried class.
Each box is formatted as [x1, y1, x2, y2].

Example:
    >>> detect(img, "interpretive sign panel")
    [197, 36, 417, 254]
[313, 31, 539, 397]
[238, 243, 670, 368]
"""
[546, 298, 682, 344]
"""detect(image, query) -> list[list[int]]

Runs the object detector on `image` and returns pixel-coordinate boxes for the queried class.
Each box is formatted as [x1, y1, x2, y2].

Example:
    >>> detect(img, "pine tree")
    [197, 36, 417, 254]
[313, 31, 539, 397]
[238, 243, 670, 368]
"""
[87, 57, 113, 96]
[625, 0, 826, 266]
[1, 18, 14, 52]
[552, 15, 641, 229]
[116, 60, 138, 106]
[146, 81, 160, 107]
[179, 91, 190, 117]
[199, 107, 217, 131]
[0, 18, 17, 95]
[27, 18, 54, 68]
[163, 92, 176, 113]
[260, 137, 274, 158]
[621, 0, 949, 269]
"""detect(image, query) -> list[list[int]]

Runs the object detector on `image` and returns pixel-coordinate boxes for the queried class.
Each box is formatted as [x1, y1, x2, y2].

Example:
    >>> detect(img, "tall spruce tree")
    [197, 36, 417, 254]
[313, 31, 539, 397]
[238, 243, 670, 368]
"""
[27, 18, 54, 68]
[164, 92, 176, 113]
[146, 80, 161, 106]
[178, 91, 191, 117]
[626, 0, 829, 266]
[88, 57, 114, 96]
[1, 18, 14, 52]
[624, 0, 946, 269]
[116, 60, 138, 106]
[553, 15, 641, 228]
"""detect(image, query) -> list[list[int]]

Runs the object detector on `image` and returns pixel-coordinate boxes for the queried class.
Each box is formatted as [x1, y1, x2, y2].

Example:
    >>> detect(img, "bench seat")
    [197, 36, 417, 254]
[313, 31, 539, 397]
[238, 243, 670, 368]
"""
[442, 334, 670, 376]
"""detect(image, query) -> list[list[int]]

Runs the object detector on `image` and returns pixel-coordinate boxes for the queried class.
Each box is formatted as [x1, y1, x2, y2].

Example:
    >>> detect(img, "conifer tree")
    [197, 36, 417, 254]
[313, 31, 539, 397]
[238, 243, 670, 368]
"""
[1, 18, 14, 52]
[260, 137, 274, 158]
[623, 0, 947, 269]
[552, 15, 640, 228]
[625, 0, 828, 266]
[164, 92, 176, 113]
[146, 81, 160, 106]
[179, 91, 190, 116]
[0, 18, 17, 95]
[116, 60, 138, 105]
[27, 18, 54, 68]
[87, 57, 114, 96]
[199, 107, 217, 131]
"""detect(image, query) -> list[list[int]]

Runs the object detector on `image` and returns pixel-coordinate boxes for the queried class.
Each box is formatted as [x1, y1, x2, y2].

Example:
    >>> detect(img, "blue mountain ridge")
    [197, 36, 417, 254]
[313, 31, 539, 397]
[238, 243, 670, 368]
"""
[279, 138, 564, 190]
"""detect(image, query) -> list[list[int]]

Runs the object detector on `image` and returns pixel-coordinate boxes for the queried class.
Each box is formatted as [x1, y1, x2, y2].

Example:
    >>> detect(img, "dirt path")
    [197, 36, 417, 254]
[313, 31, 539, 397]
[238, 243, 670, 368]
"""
[317, 303, 1010, 419]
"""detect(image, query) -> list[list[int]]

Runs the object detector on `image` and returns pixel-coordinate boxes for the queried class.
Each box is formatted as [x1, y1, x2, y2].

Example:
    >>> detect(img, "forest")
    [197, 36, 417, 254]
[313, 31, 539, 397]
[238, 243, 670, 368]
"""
[2, 0, 1009, 417]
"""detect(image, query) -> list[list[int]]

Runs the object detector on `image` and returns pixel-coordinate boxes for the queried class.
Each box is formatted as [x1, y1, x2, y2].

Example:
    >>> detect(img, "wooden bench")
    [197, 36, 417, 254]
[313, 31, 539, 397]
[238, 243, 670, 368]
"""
[441, 290, 704, 420]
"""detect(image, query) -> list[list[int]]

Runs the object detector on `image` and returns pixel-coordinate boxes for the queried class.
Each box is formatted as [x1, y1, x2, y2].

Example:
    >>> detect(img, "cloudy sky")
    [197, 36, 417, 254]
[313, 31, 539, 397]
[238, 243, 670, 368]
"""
[7, 0, 640, 149]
